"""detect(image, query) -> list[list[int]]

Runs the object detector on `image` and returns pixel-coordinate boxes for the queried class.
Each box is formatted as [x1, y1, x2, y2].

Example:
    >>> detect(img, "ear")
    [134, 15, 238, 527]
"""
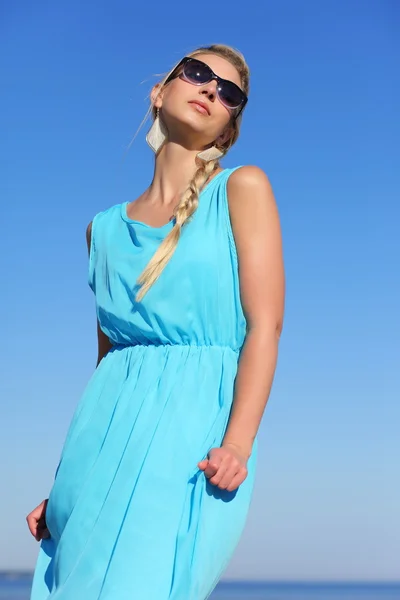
[150, 83, 164, 108]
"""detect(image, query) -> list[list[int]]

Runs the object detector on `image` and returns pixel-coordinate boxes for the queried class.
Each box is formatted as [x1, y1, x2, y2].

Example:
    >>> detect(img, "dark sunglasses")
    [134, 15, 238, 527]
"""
[164, 56, 248, 118]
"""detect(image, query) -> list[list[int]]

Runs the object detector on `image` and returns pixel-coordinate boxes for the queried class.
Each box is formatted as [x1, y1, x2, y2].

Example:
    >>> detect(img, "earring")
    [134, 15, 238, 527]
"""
[146, 108, 168, 154]
[197, 145, 224, 161]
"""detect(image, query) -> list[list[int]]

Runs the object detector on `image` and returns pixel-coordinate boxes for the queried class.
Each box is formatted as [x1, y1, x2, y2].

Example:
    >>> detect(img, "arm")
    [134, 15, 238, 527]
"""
[222, 165, 285, 457]
[198, 166, 285, 491]
[86, 222, 113, 367]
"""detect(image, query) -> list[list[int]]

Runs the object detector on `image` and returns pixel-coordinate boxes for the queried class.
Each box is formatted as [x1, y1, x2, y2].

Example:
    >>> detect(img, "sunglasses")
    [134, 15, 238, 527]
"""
[164, 56, 248, 118]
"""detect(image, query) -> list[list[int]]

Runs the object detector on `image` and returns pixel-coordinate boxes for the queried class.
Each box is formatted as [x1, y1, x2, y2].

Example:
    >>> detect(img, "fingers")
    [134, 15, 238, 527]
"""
[198, 448, 249, 492]
[197, 459, 208, 471]
[26, 499, 50, 541]
[203, 458, 220, 480]
[226, 470, 246, 492]
[208, 459, 232, 486]
[26, 514, 38, 538]
[214, 463, 248, 491]
[36, 515, 49, 540]
[27, 517, 49, 542]
[212, 462, 247, 491]
[39, 527, 50, 540]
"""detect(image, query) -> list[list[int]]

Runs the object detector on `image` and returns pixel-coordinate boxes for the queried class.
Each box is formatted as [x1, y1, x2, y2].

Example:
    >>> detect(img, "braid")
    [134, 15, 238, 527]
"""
[174, 160, 217, 226]
[135, 159, 219, 302]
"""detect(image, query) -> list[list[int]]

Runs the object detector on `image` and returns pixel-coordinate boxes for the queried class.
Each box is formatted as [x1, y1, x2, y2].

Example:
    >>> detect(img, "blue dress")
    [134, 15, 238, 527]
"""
[30, 166, 258, 600]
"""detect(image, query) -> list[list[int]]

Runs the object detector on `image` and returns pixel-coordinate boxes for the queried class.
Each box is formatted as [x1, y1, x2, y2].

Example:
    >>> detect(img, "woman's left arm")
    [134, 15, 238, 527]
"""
[198, 166, 285, 490]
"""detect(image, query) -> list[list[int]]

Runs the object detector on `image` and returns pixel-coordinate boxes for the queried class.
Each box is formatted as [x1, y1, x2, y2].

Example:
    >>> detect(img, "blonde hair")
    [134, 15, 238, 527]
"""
[131, 44, 250, 301]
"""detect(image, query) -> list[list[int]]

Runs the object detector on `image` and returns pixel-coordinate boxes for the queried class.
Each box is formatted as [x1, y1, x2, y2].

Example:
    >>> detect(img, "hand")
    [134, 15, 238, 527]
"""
[197, 443, 249, 492]
[26, 499, 50, 541]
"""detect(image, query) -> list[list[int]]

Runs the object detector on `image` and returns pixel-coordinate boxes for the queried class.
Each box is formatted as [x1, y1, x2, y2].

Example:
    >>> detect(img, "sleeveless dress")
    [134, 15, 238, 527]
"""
[30, 165, 258, 600]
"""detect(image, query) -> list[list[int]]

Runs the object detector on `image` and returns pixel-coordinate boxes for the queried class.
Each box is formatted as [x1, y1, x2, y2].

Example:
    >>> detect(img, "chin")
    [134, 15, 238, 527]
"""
[176, 107, 208, 132]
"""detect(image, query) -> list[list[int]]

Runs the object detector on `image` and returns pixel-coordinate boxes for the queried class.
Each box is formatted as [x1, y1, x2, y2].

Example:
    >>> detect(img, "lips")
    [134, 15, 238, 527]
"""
[188, 100, 210, 115]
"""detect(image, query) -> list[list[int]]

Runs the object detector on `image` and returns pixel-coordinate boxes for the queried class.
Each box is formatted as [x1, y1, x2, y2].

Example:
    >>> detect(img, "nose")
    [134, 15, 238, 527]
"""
[199, 80, 218, 102]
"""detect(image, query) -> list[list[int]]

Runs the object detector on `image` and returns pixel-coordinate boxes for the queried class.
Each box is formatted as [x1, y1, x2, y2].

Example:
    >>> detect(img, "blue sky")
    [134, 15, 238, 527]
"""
[1, 0, 399, 582]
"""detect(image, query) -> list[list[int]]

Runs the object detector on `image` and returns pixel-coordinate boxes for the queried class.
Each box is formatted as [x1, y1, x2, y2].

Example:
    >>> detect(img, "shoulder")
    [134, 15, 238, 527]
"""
[229, 164, 269, 185]
[85, 203, 122, 248]
[226, 165, 279, 225]
[227, 165, 275, 206]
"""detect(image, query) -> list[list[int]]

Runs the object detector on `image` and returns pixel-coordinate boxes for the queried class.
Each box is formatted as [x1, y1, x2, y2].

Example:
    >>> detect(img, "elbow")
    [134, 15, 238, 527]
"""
[246, 318, 283, 344]
[275, 319, 284, 340]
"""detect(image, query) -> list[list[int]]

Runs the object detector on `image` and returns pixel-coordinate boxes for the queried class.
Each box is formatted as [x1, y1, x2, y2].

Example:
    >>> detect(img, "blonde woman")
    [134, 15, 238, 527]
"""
[27, 44, 285, 599]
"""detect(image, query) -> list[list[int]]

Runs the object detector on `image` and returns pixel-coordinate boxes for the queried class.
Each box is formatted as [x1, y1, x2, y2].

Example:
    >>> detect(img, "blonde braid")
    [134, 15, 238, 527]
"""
[135, 159, 218, 302]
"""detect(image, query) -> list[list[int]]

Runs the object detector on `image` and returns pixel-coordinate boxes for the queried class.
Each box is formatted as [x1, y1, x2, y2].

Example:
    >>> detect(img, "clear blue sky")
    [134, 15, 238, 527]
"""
[1, 0, 399, 582]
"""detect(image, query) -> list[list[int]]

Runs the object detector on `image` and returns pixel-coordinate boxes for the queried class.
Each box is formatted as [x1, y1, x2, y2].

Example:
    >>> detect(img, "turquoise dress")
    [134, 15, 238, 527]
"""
[30, 166, 258, 600]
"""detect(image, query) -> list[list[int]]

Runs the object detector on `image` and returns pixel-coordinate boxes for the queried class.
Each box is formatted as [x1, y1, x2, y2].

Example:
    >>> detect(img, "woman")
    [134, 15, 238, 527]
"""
[27, 44, 285, 599]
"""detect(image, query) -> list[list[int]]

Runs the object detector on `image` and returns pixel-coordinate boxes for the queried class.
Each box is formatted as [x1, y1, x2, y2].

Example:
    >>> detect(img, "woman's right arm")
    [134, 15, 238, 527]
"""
[86, 222, 113, 367]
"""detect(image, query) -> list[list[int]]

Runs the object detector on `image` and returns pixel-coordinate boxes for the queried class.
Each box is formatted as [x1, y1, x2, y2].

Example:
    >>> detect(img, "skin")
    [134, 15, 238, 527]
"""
[26, 499, 49, 542]
[199, 166, 285, 491]
[123, 53, 237, 226]
[26, 53, 285, 540]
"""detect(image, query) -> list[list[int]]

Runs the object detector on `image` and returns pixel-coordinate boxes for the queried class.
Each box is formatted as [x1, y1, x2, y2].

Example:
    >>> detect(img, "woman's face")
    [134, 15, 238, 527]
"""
[153, 54, 242, 149]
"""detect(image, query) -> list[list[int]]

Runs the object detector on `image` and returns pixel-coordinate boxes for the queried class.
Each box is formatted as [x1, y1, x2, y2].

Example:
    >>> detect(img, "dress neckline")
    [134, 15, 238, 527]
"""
[120, 168, 227, 231]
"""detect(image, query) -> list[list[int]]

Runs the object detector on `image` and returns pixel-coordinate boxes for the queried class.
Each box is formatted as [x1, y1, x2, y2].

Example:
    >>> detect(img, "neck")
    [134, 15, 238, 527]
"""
[148, 141, 215, 206]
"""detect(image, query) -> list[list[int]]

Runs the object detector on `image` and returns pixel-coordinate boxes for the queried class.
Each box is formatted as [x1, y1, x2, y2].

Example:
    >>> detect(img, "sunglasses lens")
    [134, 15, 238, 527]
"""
[183, 59, 211, 84]
[217, 82, 244, 109]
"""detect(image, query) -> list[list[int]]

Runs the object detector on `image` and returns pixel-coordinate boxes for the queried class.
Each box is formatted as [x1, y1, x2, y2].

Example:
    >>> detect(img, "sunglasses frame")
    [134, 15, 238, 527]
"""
[164, 56, 248, 119]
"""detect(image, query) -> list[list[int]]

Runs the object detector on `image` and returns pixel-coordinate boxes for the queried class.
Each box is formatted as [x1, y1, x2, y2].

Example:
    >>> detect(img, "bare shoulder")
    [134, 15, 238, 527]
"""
[226, 165, 279, 230]
[228, 164, 271, 189]
[226, 166, 285, 333]
[86, 221, 93, 253]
